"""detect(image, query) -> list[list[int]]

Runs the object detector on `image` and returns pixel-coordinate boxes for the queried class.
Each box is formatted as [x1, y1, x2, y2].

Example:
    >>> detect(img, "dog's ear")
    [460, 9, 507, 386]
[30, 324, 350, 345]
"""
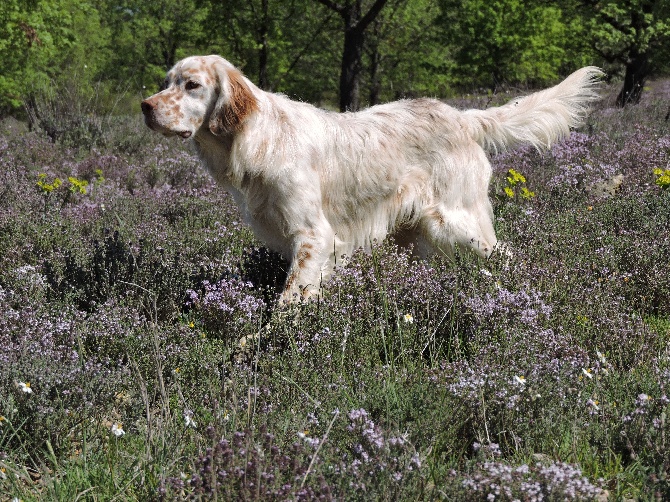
[209, 64, 259, 135]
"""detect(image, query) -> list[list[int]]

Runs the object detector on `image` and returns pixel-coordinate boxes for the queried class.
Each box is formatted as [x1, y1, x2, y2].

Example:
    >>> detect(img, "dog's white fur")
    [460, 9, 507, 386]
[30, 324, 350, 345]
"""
[141, 55, 601, 302]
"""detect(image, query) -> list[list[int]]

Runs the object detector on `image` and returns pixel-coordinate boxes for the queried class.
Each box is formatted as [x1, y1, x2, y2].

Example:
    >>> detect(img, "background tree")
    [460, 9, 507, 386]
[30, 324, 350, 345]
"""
[437, 0, 592, 92]
[363, 0, 449, 105]
[199, 0, 339, 100]
[315, 0, 392, 111]
[578, 0, 670, 106]
[98, 0, 207, 92]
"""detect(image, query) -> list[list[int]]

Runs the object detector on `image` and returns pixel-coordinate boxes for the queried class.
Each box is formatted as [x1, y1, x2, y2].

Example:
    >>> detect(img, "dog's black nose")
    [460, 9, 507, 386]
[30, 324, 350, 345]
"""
[141, 100, 154, 114]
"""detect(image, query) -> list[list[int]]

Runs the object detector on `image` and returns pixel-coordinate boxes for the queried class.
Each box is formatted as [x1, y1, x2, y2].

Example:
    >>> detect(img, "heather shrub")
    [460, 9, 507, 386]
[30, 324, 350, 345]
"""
[316, 240, 460, 363]
[25, 79, 106, 151]
[456, 460, 602, 500]
[159, 407, 426, 501]
[3, 80, 670, 500]
[102, 116, 163, 156]
[0, 288, 129, 459]
[186, 278, 266, 339]
[23, 76, 145, 153]
[160, 426, 332, 500]
[42, 230, 205, 319]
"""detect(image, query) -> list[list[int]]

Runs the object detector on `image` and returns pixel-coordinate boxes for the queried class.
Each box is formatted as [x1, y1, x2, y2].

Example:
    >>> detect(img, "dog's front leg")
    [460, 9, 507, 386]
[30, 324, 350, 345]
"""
[280, 229, 336, 303]
[281, 241, 322, 303]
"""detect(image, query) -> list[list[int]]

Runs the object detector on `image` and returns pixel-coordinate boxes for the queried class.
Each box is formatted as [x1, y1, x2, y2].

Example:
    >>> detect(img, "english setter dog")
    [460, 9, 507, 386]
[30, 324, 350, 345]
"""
[141, 55, 601, 302]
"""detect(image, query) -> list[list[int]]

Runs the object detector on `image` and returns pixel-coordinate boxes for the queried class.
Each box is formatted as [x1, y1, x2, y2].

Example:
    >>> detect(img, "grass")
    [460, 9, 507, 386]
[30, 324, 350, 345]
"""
[0, 79, 669, 500]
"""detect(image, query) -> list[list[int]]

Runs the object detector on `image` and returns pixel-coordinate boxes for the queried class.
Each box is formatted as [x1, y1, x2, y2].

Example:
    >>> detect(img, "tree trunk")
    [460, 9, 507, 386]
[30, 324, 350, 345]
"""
[257, 0, 270, 90]
[340, 24, 364, 111]
[616, 51, 649, 107]
[368, 52, 381, 106]
[316, 0, 389, 112]
[160, 34, 177, 70]
[367, 24, 382, 106]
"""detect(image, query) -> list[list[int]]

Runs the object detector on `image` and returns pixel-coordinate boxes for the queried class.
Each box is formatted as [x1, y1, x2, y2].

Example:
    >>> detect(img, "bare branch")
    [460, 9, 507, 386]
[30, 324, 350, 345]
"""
[358, 0, 390, 32]
[315, 0, 345, 15]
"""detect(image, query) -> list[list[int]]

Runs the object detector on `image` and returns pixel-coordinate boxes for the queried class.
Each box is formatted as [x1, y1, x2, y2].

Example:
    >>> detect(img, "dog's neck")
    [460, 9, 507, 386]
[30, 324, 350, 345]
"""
[194, 127, 233, 149]
[192, 128, 237, 186]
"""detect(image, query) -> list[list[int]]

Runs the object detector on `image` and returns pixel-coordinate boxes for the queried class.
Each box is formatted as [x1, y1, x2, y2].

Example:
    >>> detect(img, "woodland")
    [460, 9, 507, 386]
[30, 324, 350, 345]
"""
[2, 0, 669, 117]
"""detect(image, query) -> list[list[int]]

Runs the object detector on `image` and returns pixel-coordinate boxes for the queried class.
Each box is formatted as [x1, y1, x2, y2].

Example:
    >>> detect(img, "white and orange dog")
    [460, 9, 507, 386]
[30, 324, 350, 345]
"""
[142, 55, 601, 302]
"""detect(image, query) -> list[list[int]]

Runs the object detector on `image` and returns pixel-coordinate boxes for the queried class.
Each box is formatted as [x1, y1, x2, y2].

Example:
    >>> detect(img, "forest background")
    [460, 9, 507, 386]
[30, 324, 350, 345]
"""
[2, 0, 669, 118]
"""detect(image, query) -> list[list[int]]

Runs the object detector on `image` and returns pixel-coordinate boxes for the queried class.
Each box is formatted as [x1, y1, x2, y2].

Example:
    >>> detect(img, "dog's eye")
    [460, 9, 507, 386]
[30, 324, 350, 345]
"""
[185, 81, 201, 91]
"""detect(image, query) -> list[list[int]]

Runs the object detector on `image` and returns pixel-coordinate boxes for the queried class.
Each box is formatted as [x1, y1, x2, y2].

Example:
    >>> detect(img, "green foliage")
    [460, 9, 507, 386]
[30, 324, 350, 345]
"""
[438, 0, 592, 90]
[97, 0, 209, 92]
[2, 0, 669, 116]
[0, 0, 110, 115]
[197, 0, 341, 102]
[8, 0, 662, 117]
[586, 0, 670, 64]
[364, 0, 452, 102]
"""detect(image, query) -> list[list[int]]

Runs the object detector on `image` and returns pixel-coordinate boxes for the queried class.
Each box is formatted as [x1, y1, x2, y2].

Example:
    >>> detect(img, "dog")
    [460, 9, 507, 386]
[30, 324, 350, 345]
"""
[141, 55, 601, 302]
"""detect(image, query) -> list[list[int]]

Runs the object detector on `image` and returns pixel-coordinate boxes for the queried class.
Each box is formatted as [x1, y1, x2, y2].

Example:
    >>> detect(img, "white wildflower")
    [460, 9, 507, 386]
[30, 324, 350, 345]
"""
[586, 399, 600, 411]
[184, 411, 197, 428]
[111, 423, 125, 437]
[18, 382, 33, 394]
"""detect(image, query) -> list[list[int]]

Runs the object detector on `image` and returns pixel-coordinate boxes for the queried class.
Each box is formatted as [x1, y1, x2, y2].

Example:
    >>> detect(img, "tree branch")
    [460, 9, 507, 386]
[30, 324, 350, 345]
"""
[590, 41, 628, 64]
[598, 10, 630, 33]
[358, 0, 390, 32]
[315, 0, 345, 15]
[272, 11, 337, 88]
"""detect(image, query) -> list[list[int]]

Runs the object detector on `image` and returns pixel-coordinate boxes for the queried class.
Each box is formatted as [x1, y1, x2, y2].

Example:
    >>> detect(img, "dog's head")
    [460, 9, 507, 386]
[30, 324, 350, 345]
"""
[141, 55, 259, 139]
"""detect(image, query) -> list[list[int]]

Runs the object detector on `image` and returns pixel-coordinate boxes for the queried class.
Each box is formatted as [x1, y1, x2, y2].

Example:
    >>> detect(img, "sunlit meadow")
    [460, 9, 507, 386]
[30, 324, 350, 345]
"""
[1, 80, 669, 501]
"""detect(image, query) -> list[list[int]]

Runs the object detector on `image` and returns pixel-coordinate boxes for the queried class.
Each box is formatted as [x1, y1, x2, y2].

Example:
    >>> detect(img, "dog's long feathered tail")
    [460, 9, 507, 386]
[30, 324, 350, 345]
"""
[463, 66, 603, 152]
